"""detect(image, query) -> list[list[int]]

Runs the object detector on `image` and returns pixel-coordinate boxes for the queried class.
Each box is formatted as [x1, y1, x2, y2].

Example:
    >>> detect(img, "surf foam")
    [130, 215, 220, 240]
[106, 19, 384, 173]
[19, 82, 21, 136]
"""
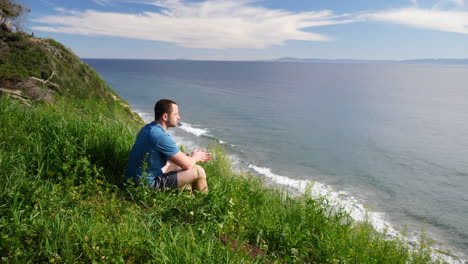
[248, 164, 398, 235]
[248, 164, 464, 264]
[179, 122, 208, 136]
[134, 109, 153, 123]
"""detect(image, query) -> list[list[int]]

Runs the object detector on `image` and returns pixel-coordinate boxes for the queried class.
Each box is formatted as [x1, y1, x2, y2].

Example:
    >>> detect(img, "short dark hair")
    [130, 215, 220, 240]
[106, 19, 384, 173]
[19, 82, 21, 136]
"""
[154, 99, 177, 120]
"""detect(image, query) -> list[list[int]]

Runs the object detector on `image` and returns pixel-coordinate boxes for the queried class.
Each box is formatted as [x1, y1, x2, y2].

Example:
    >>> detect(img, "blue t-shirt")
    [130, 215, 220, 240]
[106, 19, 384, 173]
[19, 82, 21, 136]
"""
[124, 122, 180, 186]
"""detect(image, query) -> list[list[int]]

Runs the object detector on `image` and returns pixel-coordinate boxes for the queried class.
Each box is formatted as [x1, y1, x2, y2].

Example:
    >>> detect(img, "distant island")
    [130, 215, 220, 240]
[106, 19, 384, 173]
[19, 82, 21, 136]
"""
[271, 57, 468, 65]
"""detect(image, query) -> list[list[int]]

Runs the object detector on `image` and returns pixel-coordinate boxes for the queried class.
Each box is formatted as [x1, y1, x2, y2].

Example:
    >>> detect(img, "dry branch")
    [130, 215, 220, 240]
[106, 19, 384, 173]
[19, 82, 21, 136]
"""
[30, 71, 63, 92]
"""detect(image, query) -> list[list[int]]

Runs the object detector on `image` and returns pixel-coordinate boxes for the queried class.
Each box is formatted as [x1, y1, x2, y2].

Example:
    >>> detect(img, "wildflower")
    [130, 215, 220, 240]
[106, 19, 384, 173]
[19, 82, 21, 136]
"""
[291, 248, 298, 255]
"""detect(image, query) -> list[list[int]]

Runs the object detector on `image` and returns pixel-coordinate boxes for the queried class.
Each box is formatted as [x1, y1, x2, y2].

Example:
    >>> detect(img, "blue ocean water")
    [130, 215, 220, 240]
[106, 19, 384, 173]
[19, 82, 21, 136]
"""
[85, 59, 468, 261]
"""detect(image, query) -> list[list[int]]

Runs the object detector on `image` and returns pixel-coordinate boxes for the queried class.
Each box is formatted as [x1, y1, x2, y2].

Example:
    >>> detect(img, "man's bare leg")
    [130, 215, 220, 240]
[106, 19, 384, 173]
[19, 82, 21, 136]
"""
[177, 165, 208, 194]
[162, 161, 180, 173]
[162, 161, 191, 192]
[163, 160, 208, 193]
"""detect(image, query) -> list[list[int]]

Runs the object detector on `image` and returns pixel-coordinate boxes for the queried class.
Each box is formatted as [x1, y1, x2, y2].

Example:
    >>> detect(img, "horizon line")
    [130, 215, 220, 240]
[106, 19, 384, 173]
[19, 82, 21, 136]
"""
[80, 57, 468, 64]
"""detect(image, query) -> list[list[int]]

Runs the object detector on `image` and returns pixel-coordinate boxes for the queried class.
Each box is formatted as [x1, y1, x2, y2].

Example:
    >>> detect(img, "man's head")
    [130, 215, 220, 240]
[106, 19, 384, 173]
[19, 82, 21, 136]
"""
[154, 99, 179, 128]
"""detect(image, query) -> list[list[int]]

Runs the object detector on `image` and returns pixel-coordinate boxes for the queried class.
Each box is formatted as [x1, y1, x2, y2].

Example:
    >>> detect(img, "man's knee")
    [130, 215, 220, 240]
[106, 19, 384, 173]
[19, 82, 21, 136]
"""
[194, 165, 206, 179]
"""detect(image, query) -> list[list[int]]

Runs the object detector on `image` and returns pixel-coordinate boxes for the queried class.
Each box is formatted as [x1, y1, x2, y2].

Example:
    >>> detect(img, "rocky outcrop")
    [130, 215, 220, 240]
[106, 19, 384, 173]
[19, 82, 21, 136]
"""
[0, 75, 58, 105]
[0, 87, 30, 106]
[1, 21, 12, 33]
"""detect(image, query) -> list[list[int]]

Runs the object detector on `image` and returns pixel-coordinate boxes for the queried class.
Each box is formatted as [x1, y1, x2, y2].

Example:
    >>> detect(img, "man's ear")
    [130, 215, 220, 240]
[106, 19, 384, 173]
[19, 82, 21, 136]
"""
[162, 113, 168, 121]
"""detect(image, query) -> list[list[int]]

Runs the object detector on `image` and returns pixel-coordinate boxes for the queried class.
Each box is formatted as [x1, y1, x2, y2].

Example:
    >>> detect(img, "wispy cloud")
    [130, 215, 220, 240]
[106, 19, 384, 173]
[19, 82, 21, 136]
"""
[38, 0, 58, 7]
[31, 0, 356, 49]
[92, 0, 113, 6]
[364, 7, 468, 34]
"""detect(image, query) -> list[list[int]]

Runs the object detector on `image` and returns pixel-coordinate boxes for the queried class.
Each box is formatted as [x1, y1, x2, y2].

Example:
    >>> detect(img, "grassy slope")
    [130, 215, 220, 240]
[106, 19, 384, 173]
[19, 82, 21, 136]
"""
[0, 31, 140, 122]
[0, 32, 447, 263]
[0, 97, 443, 263]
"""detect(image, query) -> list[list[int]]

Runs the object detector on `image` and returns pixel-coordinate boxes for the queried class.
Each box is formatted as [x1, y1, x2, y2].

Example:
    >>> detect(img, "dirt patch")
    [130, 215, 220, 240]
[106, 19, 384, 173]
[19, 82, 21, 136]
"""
[220, 234, 268, 261]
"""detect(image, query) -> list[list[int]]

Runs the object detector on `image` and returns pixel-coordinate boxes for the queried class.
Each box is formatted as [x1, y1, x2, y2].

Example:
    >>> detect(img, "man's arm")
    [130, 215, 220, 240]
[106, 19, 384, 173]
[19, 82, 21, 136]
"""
[169, 149, 211, 170]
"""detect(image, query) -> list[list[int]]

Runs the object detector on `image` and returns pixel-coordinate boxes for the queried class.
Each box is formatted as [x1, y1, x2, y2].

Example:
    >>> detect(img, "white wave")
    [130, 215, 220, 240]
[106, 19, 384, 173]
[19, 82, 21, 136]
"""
[248, 164, 464, 264]
[132, 110, 208, 138]
[178, 122, 208, 136]
[134, 109, 153, 123]
[249, 164, 399, 236]
[167, 131, 199, 151]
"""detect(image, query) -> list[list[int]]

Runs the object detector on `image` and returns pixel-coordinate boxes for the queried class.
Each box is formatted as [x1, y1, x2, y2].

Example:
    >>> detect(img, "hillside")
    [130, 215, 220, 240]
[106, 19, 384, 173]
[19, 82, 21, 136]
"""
[0, 30, 141, 122]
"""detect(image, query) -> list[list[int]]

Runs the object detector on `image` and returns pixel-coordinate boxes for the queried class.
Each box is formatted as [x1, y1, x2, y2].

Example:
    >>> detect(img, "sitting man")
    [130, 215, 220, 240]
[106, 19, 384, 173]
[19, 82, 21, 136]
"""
[124, 99, 212, 194]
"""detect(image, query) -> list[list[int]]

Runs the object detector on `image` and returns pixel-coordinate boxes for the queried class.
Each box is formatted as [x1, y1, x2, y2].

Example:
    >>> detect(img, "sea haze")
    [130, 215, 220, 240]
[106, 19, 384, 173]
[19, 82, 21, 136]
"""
[84, 59, 468, 261]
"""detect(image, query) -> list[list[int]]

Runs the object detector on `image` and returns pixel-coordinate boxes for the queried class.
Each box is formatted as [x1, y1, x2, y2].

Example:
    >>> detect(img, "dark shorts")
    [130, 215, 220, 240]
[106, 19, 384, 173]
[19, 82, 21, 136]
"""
[151, 170, 179, 191]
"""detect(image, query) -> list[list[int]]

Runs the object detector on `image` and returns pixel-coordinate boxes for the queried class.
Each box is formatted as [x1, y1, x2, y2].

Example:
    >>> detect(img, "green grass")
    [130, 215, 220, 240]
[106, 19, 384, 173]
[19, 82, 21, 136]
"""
[0, 96, 448, 263]
[0, 32, 50, 79]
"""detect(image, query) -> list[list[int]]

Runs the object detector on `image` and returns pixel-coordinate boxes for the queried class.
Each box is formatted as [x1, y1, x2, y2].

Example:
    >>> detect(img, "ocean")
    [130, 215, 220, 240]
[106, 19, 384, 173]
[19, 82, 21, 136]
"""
[84, 59, 468, 262]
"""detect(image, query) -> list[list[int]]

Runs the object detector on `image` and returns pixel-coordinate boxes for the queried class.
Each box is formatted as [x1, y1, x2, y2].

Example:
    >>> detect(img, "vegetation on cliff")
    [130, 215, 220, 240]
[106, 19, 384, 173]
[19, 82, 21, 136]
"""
[0, 25, 140, 121]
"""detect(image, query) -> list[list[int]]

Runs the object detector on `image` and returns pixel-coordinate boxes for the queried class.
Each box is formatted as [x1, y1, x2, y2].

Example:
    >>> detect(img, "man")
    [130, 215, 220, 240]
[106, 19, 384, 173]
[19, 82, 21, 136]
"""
[124, 99, 212, 194]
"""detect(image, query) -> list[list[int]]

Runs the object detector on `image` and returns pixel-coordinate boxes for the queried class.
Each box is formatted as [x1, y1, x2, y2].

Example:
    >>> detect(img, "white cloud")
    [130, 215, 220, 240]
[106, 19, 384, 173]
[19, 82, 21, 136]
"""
[365, 7, 468, 34]
[31, 0, 356, 49]
[92, 0, 113, 6]
[38, 0, 58, 7]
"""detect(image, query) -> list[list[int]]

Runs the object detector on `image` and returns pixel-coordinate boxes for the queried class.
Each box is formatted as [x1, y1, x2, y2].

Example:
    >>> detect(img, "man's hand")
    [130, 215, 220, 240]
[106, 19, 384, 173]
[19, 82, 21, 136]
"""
[190, 148, 212, 163]
[170, 148, 212, 170]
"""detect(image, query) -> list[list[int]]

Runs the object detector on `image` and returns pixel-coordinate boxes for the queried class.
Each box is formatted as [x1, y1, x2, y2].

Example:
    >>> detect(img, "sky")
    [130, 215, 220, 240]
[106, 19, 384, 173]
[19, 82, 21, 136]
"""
[18, 0, 468, 60]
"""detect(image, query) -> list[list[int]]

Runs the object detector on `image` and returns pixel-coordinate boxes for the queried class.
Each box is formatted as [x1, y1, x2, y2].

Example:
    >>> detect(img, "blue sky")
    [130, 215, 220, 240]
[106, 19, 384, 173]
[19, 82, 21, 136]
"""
[20, 0, 468, 60]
